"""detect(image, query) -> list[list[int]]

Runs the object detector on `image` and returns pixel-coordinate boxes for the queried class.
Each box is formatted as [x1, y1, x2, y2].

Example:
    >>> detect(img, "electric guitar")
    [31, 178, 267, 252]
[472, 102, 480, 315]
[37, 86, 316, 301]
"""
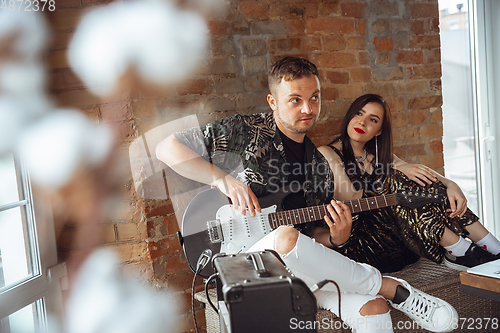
[179, 187, 445, 277]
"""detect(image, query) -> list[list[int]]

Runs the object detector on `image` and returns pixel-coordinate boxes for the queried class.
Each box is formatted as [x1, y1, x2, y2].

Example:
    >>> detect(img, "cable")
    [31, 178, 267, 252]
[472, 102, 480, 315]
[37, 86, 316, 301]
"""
[191, 265, 203, 333]
[205, 272, 219, 314]
[191, 249, 213, 333]
[311, 279, 343, 323]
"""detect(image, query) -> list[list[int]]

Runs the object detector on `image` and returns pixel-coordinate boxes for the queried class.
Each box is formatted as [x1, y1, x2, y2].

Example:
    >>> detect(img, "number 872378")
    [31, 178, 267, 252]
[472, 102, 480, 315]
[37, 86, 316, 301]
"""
[1, 0, 56, 12]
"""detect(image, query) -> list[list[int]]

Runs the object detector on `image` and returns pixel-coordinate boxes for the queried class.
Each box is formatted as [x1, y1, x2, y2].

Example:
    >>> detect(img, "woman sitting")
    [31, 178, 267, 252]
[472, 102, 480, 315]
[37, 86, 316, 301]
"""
[318, 93, 500, 273]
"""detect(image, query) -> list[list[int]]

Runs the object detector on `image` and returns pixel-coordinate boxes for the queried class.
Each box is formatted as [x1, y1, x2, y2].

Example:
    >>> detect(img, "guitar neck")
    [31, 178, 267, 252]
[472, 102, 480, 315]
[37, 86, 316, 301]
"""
[268, 194, 397, 229]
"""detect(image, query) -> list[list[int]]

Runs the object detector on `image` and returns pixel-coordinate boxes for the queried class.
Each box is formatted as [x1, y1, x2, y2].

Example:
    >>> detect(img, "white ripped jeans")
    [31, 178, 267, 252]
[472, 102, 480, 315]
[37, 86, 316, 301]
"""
[247, 227, 394, 333]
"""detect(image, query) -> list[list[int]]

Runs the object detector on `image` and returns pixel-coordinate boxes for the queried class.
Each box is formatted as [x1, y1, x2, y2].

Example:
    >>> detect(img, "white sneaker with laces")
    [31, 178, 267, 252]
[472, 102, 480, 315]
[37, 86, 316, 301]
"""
[386, 277, 458, 333]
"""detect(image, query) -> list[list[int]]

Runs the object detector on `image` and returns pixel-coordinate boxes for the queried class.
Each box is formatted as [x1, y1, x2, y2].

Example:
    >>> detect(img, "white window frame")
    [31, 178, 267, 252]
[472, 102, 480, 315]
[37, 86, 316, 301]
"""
[0, 157, 64, 332]
[469, 0, 500, 236]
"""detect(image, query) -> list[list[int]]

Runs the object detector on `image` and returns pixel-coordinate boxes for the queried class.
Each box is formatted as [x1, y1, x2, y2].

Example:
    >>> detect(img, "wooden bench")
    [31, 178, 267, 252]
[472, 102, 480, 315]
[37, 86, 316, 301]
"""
[195, 258, 500, 332]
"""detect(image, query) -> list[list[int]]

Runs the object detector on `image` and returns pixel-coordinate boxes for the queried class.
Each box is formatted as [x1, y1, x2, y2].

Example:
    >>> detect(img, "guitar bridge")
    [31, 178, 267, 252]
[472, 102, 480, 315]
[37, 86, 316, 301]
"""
[207, 219, 223, 243]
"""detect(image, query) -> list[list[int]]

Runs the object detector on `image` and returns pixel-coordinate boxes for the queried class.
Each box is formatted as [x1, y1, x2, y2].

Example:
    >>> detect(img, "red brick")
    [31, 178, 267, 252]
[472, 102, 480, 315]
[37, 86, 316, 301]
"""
[100, 101, 132, 123]
[358, 51, 369, 65]
[318, 1, 341, 17]
[408, 95, 442, 110]
[386, 97, 405, 112]
[117, 222, 148, 242]
[419, 154, 444, 170]
[313, 52, 356, 69]
[240, 0, 269, 18]
[409, 64, 442, 79]
[372, 19, 390, 34]
[177, 79, 209, 96]
[377, 51, 391, 65]
[420, 123, 443, 140]
[429, 140, 443, 154]
[357, 19, 367, 34]
[308, 118, 342, 140]
[350, 68, 371, 82]
[341, 2, 365, 18]
[410, 3, 439, 19]
[165, 253, 190, 275]
[424, 48, 441, 64]
[163, 214, 180, 234]
[321, 87, 339, 101]
[409, 36, 440, 49]
[407, 144, 427, 157]
[429, 17, 440, 33]
[284, 19, 306, 35]
[340, 84, 363, 99]
[307, 18, 354, 34]
[323, 35, 347, 51]
[373, 37, 393, 51]
[347, 36, 365, 50]
[168, 271, 200, 292]
[207, 20, 232, 35]
[395, 51, 423, 64]
[391, 112, 406, 128]
[411, 20, 425, 35]
[325, 71, 349, 84]
[366, 82, 396, 97]
[269, 3, 318, 19]
[302, 36, 322, 51]
[408, 109, 428, 125]
[269, 38, 301, 53]
[211, 36, 235, 57]
[110, 242, 149, 263]
[144, 199, 175, 218]
[431, 108, 443, 122]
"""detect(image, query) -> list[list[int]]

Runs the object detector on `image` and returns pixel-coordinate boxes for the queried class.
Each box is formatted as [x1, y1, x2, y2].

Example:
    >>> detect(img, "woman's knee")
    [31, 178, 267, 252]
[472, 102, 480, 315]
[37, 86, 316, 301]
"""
[275, 226, 299, 255]
[359, 297, 389, 316]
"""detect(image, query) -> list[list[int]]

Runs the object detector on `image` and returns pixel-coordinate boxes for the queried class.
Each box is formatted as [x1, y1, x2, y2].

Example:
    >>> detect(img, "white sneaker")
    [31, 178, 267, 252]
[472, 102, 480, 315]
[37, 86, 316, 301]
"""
[386, 277, 458, 332]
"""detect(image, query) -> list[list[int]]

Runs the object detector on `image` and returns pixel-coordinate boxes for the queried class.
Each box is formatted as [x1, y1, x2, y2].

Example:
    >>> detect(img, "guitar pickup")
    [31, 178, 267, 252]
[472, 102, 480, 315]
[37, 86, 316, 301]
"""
[207, 219, 223, 243]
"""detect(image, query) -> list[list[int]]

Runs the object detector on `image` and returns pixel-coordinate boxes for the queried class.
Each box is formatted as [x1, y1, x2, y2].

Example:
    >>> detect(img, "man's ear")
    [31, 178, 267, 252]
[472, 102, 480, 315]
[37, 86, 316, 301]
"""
[267, 94, 276, 111]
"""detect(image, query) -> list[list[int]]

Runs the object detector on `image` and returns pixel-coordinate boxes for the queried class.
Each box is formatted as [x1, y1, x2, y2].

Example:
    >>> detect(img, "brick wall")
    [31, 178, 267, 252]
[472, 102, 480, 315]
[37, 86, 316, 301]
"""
[45, 0, 443, 332]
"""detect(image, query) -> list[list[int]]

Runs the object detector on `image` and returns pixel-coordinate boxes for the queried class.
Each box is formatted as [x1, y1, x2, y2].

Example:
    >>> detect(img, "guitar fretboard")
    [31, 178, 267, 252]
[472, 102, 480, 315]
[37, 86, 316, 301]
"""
[267, 194, 398, 229]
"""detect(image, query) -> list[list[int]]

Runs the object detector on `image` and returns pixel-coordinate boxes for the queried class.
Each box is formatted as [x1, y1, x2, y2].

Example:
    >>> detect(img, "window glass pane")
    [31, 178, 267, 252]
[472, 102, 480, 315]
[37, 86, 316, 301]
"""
[0, 207, 32, 288]
[0, 153, 22, 207]
[0, 301, 37, 333]
[439, 0, 480, 215]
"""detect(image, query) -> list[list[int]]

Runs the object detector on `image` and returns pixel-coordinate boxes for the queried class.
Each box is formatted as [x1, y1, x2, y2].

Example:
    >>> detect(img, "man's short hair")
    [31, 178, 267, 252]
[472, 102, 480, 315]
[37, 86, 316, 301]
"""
[268, 57, 319, 95]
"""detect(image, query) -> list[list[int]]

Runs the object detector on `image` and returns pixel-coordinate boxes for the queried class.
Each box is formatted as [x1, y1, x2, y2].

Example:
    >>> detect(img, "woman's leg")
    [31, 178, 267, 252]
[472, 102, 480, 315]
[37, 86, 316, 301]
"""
[466, 221, 500, 255]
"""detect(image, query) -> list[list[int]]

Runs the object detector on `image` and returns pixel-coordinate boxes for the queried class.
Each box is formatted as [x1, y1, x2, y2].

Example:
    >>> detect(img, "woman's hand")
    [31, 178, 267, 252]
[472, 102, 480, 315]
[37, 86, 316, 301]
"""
[213, 175, 261, 216]
[324, 200, 352, 246]
[395, 163, 437, 186]
[446, 181, 468, 218]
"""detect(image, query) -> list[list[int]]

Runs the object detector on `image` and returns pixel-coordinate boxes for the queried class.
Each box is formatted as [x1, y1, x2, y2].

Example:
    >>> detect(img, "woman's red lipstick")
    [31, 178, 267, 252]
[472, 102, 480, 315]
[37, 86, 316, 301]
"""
[354, 128, 365, 134]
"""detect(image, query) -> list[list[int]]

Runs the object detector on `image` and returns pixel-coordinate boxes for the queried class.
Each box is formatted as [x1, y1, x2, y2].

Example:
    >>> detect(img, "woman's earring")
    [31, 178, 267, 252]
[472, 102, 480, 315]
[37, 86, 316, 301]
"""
[375, 135, 379, 166]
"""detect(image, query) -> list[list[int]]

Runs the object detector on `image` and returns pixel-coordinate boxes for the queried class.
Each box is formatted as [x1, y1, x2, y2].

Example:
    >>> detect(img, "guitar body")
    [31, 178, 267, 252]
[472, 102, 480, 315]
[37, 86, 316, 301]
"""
[181, 188, 292, 277]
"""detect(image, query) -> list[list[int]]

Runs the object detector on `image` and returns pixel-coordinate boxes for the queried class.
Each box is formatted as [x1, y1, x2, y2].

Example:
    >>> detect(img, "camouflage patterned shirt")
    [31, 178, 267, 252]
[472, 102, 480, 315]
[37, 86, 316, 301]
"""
[174, 113, 335, 234]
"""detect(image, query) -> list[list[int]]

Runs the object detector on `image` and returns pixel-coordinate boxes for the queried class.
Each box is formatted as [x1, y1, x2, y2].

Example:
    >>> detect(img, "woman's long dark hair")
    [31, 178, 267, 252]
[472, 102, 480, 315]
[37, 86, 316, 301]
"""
[331, 94, 393, 177]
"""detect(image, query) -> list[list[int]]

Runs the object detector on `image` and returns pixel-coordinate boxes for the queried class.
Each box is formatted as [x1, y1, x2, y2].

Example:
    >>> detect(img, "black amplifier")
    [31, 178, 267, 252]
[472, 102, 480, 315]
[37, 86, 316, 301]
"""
[213, 250, 317, 333]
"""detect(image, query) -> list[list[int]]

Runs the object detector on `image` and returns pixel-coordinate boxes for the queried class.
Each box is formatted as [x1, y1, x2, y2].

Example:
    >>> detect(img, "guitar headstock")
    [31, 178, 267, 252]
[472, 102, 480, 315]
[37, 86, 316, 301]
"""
[395, 186, 445, 209]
